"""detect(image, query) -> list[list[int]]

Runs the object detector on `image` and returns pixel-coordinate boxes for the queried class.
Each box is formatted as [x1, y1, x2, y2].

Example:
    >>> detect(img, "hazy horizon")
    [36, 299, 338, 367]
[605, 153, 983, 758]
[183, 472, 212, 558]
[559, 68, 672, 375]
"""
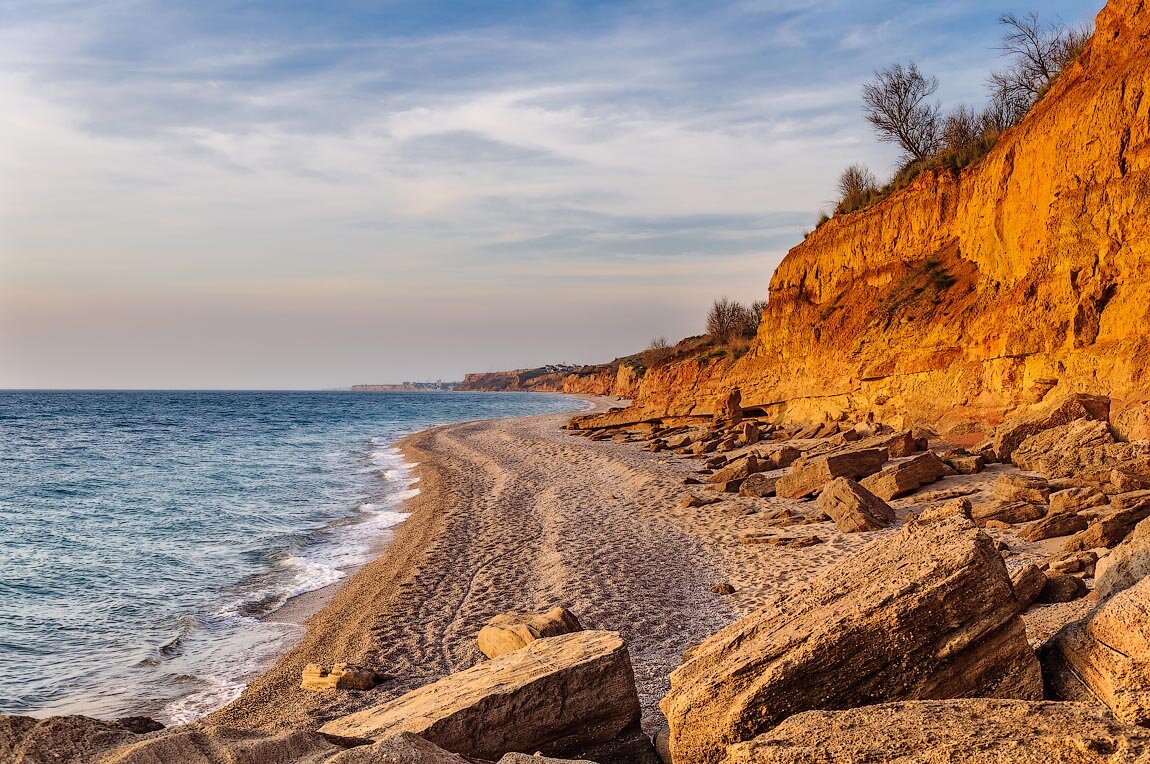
[1, 0, 1100, 389]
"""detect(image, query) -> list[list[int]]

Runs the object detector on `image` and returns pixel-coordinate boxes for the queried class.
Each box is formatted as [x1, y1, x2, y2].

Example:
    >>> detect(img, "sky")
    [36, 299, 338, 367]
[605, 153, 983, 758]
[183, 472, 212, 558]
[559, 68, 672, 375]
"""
[0, 0, 1102, 389]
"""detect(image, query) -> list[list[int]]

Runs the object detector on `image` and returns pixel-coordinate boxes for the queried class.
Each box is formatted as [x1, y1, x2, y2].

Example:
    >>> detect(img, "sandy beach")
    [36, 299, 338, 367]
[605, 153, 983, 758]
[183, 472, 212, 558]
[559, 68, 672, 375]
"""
[207, 395, 1091, 736]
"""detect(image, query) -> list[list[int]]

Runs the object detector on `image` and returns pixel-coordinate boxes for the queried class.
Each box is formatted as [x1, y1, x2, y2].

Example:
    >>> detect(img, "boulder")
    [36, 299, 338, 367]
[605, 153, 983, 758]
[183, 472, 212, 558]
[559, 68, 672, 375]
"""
[713, 389, 743, 427]
[1018, 512, 1088, 542]
[710, 582, 736, 595]
[723, 699, 1150, 764]
[759, 445, 801, 470]
[858, 452, 954, 501]
[1062, 506, 1150, 553]
[301, 663, 380, 691]
[477, 607, 584, 660]
[816, 477, 895, 533]
[707, 455, 763, 485]
[917, 498, 973, 523]
[1096, 517, 1150, 599]
[992, 473, 1050, 505]
[328, 733, 471, 763]
[738, 472, 781, 498]
[103, 727, 339, 764]
[0, 715, 136, 763]
[944, 454, 985, 475]
[775, 448, 886, 499]
[1049, 486, 1108, 514]
[319, 631, 642, 762]
[1037, 573, 1088, 603]
[659, 515, 1041, 764]
[971, 501, 1045, 526]
[993, 393, 1111, 461]
[1011, 419, 1147, 481]
[1009, 564, 1046, 610]
[1112, 490, 1150, 511]
[1042, 575, 1150, 725]
[1112, 469, 1150, 493]
[499, 755, 598, 764]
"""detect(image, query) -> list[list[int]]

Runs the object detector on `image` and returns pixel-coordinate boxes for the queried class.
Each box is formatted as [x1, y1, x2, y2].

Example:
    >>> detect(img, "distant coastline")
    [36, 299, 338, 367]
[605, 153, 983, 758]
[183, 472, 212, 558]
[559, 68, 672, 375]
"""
[350, 382, 459, 392]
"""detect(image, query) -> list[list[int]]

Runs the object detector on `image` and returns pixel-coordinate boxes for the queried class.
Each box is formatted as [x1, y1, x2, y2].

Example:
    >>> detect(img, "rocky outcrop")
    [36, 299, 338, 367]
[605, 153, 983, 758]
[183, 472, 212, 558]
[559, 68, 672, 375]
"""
[816, 477, 894, 533]
[318, 631, 642, 762]
[1042, 576, 1150, 725]
[858, 452, 954, 501]
[327, 732, 470, 763]
[573, 0, 1150, 438]
[993, 394, 1112, 461]
[102, 726, 339, 764]
[476, 607, 584, 659]
[659, 516, 1041, 764]
[723, 700, 1150, 763]
[0, 715, 136, 763]
[774, 448, 886, 499]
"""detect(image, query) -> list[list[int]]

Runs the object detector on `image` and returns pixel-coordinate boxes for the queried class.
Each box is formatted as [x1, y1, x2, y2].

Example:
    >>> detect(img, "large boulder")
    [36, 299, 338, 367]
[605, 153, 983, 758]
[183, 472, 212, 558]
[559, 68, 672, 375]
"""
[659, 516, 1042, 764]
[1096, 516, 1150, 599]
[0, 715, 135, 764]
[816, 477, 894, 533]
[477, 607, 584, 659]
[992, 473, 1050, 505]
[707, 455, 764, 485]
[1011, 419, 1117, 475]
[319, 631, 642, 762]
[1050, 486, 1109, 514]
[1042, 576, 1150, 725]
[102, 726, 338, 764]
[723, 700, 1150, 763]
[858, 452, 955, 501]
[1018, 512, 1088, 542]
[1062, 505, 1150, 553]
[774, 448, 886, 499]
[1009, 564, 1046, 611]
[993, 393, 1111, 461]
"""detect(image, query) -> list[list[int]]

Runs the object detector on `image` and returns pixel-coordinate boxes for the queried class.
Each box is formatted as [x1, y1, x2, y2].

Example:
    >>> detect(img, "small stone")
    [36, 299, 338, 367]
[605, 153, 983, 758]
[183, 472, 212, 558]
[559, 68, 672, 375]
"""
[710, 582, 737, 595]
[301, 663, 380, 691]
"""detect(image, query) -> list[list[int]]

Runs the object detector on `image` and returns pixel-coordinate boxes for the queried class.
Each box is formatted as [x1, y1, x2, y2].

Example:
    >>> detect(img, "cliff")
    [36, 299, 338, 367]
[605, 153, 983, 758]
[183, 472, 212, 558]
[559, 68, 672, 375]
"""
[590, 0, 1150, 437]
[457, 362, 642, 398]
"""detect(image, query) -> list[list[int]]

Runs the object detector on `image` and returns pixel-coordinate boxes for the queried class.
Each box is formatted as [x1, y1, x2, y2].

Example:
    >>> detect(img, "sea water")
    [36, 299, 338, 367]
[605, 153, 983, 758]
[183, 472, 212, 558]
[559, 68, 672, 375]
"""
[0, 390, 586, 723]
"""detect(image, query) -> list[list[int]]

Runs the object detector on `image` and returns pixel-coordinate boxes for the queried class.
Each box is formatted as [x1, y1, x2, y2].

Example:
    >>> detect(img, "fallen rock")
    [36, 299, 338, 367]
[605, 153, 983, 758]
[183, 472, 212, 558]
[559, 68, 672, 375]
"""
[477, 607, 584, 660]
[944, 454, 985, 475]
[1018, 512, 1088, 542]
[917, 498, 973, 523]
[775, 448, 886, 499]
[1049, 486, 1108, 514]
[679, 494, 720, 509]
[103, 727, 339, 764]
[301, 663, 380, 691]
[713, 388, 743, 427]
[971, 500, 1045, 526]
[659, 515, 1041, 764]
[1112, 469, 1150, 493]
[738, 472, 781, 498]
[816, 477, 894, 533]
[0, 715, 135, 763]
[1042, 575, 1150, 725]
[1047, 550, 1099, 576]
[707, 455, 764, 485]
[740, 533, 824, 548]
[1096, 516, 1150, 599]
[723, 699, 1150, 764]
[710, 582, 736, 595]
[1012, 419, 1129, 479]
[319, 631, 642, 762]
[759, 445, 801, 470]
[1112, 490, 1150, 511]
[328, 732, 470, 762]
[993, 393, 1111, 461]
[858, 452, 954, 501]
[1038, 573, 1089, 603]
[992, 473, 1050, 505]
[498, 754, 598, 764]
[1062, 506, 1150, 553]
[1009, 564, 1046, 610]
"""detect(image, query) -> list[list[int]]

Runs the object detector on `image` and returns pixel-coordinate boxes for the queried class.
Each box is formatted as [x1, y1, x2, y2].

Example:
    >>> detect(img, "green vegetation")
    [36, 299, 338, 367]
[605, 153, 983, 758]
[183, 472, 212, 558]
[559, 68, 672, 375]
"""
[880, 258, 959, 324]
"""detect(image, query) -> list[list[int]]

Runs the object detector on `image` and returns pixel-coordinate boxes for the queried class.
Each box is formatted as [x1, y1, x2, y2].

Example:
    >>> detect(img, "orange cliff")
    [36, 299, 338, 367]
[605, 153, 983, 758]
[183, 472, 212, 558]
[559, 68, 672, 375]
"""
[585, 0, 1150, 438]
[457, 363, 642, 398]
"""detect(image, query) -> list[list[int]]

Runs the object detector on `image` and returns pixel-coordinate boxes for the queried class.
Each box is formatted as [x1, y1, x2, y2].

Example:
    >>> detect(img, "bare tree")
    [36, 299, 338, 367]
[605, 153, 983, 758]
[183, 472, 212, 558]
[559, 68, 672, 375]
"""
[988, 13, 1092, 123]
[836, 164, 878, 213]
[862, 62, 941, 163]
[708, 297, 759, 344]
[942, 105, 981, 152]
[642, 336, 672, 368]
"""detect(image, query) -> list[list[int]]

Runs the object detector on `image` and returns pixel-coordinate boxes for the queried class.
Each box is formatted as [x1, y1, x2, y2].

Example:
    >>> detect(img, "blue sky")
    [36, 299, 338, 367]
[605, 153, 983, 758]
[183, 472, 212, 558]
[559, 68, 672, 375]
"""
[0, 0, 1101, 388]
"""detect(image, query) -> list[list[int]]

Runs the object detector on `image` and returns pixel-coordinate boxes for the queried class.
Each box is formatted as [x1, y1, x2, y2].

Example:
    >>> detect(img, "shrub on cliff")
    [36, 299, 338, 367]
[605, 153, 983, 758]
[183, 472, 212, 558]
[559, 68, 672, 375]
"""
[707, 298, 761, 345]
[836, 164, 880, 215]
[643, 337, 672, 369]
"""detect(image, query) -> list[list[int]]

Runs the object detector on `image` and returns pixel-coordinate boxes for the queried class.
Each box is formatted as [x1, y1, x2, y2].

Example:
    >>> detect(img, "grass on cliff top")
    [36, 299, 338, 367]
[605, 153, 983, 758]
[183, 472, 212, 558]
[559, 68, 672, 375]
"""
[879, 257, 958, 327]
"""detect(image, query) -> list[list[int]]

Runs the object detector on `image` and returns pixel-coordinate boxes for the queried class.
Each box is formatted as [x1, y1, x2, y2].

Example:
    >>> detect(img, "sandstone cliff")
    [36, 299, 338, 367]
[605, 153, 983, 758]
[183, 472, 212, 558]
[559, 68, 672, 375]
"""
[458, 361, 642, 398]
[589, 0, 1150, 437]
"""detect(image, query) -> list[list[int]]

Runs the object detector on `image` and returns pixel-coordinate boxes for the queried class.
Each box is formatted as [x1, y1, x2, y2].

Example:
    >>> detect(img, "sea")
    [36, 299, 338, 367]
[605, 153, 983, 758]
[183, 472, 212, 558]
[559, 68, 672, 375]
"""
[0, 390, 587, 723]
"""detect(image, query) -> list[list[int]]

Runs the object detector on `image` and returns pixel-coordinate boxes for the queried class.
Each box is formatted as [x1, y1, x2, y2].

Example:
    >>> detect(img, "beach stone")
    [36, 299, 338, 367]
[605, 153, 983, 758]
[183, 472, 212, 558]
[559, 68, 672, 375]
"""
[1096, 517, 1150, 599]
[858, 452, 954, 501]
[1009, 564, 1046, 611]
[992, 393, 1111, 461]
[723, 699, 1150, 763]
[328, 732, 471, 763]
[476, 607, 584, 660]
[1112, 470, 1150, 493]
[738, 472, 781, 498]
[816, 477, 894, 533]
[707, 455, 764, 485]
[1042, 575, 1150, 725]
[0, 715, 136, 763]
[319, 631, 643, 762]
[679, 494, 719, 509]
[1049, 486, 1108, 514]
[710, 582, 737, 595]
[759, 445, 800, 470]
[992, 473, 1050, 505]
[659, 515, 1041, 764]
[498, 754, 598, 764]
[1018, 512, 1088, 541]
[103, 727, 339, 764]
[971, 500, 1045, 526]
[301, 663, 380, 691]
[1112, 490, 1150, 511]
[1062, 506, 1150, 553]
[944, 454, 985, 474]
[1038, 574, 1089, 604]
[917, 498, 973, 523]
[775, 448, 886, 499]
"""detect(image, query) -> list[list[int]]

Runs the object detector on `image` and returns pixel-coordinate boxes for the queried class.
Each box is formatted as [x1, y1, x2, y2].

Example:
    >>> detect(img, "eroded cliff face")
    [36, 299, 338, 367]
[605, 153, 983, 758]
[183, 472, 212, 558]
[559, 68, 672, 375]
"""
[458, 363, 641, 398]
[614, 0, 1150, 435]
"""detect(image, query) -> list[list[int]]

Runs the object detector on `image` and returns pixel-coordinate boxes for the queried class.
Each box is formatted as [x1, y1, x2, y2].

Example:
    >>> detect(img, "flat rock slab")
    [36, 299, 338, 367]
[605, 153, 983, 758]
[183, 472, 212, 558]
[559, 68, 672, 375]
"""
[724, 699, 1150, 763]
[1043, 575, 1150, 725]
[775, 448, 886, 499]
[859, 452, 955, 501]
[1097, 516, 1150, 599]
[816, 477, 894, 533]
[659, 516, 1042, 764]
[993, 392, 1111, 460]
[319, 631, 640, 762]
